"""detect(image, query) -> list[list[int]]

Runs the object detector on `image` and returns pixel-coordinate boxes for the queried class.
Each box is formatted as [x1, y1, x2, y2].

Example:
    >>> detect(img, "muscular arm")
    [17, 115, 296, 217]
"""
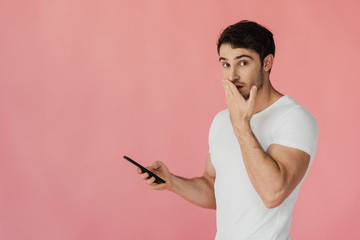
[236, 122, 310, 208]
[138, 154, 216, 209]
[223, 80, 310, 209]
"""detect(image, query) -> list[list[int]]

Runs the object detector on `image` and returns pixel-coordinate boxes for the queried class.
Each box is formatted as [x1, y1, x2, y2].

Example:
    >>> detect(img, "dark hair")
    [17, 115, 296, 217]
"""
[217, 20, 275, 69]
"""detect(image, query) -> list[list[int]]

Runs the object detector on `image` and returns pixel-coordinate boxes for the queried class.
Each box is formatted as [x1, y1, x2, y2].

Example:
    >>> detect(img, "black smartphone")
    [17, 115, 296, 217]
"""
[123, 156, 166, 184]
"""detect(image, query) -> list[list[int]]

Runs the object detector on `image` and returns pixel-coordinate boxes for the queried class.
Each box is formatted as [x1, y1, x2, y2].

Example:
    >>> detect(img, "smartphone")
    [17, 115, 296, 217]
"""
[123, 156, 166, 184]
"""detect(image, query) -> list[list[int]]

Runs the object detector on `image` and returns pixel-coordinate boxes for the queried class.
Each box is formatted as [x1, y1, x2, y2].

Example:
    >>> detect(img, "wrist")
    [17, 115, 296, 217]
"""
[233, 120, 251, 138]
[168, 173, 177, 192]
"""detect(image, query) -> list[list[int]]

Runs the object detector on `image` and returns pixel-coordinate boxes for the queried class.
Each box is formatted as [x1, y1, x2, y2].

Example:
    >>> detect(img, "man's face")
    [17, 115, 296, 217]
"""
[219, 43, 264, 99]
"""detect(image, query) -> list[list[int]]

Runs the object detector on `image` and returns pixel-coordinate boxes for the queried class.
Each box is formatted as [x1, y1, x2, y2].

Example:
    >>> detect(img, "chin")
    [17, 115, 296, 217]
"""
[241, 92, 250, 100]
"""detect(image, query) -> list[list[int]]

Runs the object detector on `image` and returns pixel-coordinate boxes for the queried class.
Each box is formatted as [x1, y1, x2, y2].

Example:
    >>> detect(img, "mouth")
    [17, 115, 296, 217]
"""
[235, 85, 244, 91]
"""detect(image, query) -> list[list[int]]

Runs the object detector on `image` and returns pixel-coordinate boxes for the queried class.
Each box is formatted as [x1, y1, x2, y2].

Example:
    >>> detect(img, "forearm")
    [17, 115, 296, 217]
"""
[169, 174, 216, 209]
[235, 123, 285, 207]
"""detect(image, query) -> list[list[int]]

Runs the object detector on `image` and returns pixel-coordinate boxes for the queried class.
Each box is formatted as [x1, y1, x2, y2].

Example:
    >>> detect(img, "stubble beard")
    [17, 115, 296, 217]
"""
[242, 70, 264, 100]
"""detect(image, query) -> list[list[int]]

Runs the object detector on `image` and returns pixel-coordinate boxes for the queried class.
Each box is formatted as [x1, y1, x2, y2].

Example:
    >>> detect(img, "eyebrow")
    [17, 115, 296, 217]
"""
[219, 54, 254, 61]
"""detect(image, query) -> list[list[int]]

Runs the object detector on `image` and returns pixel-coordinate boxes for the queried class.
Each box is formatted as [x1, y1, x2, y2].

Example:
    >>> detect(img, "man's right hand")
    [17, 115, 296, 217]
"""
[137, 161, 173, 191]
[136, 154, 216, 209]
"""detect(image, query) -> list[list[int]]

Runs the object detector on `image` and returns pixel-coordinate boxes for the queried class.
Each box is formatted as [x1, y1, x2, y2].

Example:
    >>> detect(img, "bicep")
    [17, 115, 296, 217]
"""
[267, 144, 310, 194]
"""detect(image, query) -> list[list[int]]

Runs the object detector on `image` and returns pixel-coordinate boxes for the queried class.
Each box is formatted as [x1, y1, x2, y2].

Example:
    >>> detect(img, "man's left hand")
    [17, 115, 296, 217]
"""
[222, 80, 257, 136]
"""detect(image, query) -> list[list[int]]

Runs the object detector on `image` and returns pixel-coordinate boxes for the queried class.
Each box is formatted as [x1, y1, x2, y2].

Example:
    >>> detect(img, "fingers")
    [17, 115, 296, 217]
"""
[223, 80, 244, 102]
[137, 170, 154, 183]
[146, 176, 165, 188]
[146, 176, 155, 184]
[224, 80, 238, 95]
[137, 167, 152, 180]
[150, 182, 166, 190]
[223, 80, 235, 105]
[138, 172, 157, 185]
[136, 161, 169, 190]
[137, 163, 164, 182]
[152, 161, 162, 170]
[140, 174, 167, 190]
[248, 85, 258, 111]
[139, 170, 149, 179]
[222, 80, 232, 99]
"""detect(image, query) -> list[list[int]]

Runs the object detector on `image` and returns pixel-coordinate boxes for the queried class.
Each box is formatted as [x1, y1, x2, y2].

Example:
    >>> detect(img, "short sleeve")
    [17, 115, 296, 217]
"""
[271, 106, 319, 157]
[208, 110, 228, 155]
[208, 111, 222, 155]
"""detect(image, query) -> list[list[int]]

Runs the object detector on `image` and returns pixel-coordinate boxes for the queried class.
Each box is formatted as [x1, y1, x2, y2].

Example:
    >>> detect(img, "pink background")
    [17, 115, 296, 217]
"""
[1, 0, 359, 239]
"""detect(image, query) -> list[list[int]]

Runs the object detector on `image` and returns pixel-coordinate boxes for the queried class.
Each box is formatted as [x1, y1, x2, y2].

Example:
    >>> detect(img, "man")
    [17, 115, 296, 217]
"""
[137, 20, 318, 239]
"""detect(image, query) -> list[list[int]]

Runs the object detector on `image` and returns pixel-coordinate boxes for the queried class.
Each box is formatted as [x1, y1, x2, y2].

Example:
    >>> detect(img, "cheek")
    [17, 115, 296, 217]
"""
[245, 67, 258, 79]
[239, 69, 250, 79]
[222, 69, 229, 79]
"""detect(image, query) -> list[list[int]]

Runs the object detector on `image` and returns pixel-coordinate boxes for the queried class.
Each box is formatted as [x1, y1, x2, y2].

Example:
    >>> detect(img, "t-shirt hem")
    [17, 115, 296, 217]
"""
[271, 140, 313, 156]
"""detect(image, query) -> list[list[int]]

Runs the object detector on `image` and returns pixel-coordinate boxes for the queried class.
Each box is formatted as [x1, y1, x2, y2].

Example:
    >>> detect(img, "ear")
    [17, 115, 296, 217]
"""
[263, 54, 274, 72]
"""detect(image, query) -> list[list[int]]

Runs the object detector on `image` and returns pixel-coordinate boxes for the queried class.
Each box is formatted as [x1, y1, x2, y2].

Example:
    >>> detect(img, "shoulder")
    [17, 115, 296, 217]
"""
[209, 109, 229, 126]
[208, 109, 229, 136]
[271, 96, 319, 156]
[279, 96, 318, 129]
[253, 96, 317, 131]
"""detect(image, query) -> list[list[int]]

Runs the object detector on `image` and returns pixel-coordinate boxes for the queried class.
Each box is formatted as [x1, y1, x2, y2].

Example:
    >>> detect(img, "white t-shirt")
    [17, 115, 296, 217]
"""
[209, 95, 318, 240]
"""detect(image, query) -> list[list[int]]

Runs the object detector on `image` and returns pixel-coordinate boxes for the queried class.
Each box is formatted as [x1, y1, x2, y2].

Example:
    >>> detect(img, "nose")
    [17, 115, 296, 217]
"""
[227, 68, 239, 82]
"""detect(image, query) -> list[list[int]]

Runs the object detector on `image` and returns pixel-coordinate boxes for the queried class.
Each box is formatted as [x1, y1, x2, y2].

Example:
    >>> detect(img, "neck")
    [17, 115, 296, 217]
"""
[253, 80, 283, 114]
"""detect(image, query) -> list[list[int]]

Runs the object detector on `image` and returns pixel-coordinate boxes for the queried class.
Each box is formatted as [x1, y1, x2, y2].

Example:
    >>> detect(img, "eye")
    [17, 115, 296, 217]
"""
[239, 61, 248, 66]
[222, 62, 230, 68]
